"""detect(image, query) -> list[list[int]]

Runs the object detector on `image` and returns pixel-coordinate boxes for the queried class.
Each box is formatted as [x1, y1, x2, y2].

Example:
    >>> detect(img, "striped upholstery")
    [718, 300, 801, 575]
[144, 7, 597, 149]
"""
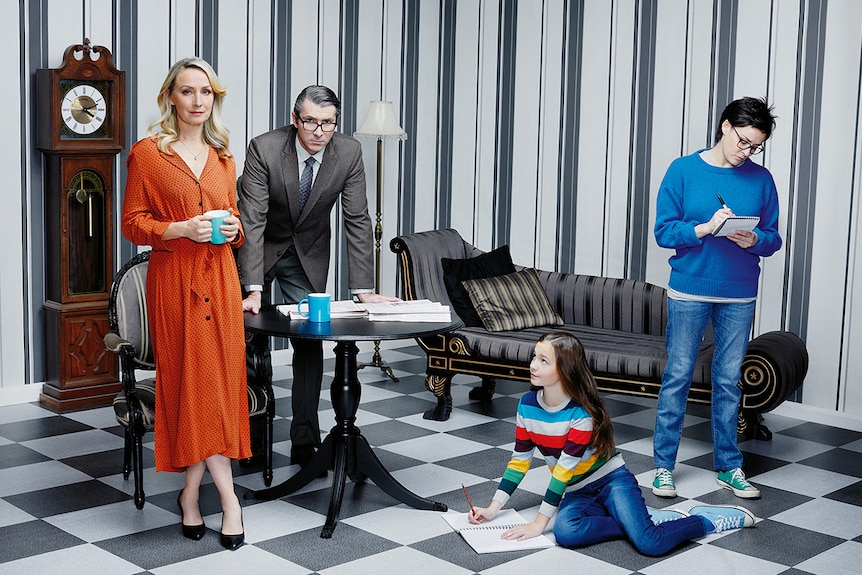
[462, 269, 564, 332]
[390, 229, 711, 388]
[391, 228, 484, 321]
[112, 381, 155, 429]
[115, 258, 154, 368]
[247, 383, 269, 417]
[391, 229, 806, 434]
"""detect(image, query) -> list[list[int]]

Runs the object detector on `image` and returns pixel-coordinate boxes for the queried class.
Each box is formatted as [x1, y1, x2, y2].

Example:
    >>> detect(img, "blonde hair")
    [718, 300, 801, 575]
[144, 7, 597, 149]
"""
[148, 57, 231, 159]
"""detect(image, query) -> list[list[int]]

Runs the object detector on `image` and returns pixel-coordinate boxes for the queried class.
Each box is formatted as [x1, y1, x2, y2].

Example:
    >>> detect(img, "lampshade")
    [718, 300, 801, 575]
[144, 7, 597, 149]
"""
[354, 101, 408, 140]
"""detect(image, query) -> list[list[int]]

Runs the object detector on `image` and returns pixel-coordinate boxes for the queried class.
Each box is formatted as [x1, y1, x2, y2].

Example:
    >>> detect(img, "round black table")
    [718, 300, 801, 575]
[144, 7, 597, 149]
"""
[243, 306, 462, 538]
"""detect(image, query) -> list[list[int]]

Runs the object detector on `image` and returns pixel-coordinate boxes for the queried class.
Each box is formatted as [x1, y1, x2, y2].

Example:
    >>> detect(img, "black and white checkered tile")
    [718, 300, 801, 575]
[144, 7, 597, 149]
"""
[1, 345, 861, 575]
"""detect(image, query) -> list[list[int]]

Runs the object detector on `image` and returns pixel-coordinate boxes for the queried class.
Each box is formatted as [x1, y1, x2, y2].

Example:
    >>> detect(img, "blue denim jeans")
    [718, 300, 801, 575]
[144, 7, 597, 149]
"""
[654, 298, 755, 471]
[554, 466, 707, 556]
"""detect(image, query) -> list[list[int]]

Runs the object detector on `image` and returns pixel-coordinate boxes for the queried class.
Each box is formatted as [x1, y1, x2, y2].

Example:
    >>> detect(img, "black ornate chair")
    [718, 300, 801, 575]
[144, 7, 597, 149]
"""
[104, 250, 274, 509]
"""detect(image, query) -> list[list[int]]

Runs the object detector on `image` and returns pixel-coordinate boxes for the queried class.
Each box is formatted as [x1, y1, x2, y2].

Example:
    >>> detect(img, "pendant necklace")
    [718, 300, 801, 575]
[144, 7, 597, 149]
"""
[178, 139, 205, 161]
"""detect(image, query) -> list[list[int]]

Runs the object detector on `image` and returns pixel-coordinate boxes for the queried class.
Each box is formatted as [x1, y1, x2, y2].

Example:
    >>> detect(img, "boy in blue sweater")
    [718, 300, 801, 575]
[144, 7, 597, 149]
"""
[652, 97, 782, 500]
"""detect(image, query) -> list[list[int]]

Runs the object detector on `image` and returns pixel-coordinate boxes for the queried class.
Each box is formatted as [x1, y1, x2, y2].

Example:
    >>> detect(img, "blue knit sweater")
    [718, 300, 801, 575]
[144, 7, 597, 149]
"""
[654, 150, 782, 298]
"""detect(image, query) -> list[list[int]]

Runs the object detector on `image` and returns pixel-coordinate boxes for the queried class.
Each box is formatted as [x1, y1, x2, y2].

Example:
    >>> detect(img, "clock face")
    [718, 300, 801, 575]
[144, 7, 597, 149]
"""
[60, 83, 108, 135]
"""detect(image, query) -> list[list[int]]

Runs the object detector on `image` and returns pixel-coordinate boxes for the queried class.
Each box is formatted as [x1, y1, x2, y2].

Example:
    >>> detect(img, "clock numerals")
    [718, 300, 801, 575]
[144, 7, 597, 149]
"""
[61, 83, 108, 136]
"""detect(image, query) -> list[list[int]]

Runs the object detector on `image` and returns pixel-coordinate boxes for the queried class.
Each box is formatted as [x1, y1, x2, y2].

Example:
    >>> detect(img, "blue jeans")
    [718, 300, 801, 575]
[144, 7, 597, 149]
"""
[554, 466, 707, 556]
[654, 298, 755, 471]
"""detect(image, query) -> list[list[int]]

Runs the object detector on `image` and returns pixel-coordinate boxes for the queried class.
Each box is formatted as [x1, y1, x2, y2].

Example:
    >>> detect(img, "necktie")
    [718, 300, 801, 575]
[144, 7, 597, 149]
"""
[299, 157, 315, 211]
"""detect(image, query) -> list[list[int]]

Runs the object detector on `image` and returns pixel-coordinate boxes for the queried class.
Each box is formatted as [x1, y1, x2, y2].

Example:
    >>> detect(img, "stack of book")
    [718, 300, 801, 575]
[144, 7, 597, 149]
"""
[359, 299, 451, 322]
[276, 300, 368, 320]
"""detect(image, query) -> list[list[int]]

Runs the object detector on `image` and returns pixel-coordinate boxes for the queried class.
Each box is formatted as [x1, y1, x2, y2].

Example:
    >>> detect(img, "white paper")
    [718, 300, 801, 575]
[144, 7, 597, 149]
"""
[441, 510, 555, 554]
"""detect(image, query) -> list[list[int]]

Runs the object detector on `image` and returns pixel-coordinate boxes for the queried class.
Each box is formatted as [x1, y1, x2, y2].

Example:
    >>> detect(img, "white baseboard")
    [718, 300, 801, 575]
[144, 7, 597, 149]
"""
[0, 384, 42, 407]
[771, 401, 862, 432]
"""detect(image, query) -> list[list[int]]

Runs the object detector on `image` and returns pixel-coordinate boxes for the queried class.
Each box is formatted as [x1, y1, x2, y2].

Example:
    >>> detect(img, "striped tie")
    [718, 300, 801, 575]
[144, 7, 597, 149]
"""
[299, 156, 315, 211]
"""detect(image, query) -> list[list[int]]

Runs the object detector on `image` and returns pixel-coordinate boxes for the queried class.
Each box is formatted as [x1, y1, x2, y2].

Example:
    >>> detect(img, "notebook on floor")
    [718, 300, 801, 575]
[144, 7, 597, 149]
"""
[441, 509, 555, 554]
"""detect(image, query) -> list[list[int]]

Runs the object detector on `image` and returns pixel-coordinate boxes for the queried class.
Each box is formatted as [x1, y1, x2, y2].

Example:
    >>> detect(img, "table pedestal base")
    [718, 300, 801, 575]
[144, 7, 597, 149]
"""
[245, 340, 447, 538]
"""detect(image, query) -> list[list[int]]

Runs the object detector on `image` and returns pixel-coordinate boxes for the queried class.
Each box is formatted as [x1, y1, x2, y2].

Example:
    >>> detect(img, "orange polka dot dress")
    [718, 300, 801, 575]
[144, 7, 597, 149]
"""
[121, 136, 252, 472]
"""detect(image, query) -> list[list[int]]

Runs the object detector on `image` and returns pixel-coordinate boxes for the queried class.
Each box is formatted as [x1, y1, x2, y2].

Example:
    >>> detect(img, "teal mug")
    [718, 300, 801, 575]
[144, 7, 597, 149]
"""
[205, 209, 230, 244]
[298, 293, 331, 322]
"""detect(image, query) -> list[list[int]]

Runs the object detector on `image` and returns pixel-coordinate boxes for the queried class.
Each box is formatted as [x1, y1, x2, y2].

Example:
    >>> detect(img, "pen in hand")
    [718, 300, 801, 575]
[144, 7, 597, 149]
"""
[717, 194, 728, 209]
[461, 483, 478, 518]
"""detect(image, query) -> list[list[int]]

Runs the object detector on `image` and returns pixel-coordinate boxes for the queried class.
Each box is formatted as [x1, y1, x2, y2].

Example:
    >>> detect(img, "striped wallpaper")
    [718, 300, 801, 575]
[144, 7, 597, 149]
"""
[3, 0, 861, 418]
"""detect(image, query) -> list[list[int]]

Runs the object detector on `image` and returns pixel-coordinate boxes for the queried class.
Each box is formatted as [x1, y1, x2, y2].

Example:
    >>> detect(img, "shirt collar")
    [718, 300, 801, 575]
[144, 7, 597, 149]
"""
[295, 139, 326, 164]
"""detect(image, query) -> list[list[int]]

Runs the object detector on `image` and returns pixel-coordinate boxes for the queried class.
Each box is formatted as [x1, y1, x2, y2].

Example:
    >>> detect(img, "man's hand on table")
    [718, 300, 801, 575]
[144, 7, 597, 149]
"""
[356, 292, 401, 304]
[243, 291, 262, 314]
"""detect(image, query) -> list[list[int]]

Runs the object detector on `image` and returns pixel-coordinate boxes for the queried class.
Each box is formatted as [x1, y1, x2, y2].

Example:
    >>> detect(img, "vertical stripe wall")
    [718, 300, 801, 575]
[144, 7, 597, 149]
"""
[3, 0, 862, 418]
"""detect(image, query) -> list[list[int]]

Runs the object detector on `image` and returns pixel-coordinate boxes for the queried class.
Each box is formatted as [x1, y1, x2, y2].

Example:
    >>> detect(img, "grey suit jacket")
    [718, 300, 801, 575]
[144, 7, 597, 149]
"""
[235, 125, 374, 293]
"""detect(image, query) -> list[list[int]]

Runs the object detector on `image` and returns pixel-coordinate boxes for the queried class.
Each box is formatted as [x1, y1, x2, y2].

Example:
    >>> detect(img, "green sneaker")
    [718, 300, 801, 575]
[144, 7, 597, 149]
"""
[652, 468, 677, 497]
[717, 468, 761, 499]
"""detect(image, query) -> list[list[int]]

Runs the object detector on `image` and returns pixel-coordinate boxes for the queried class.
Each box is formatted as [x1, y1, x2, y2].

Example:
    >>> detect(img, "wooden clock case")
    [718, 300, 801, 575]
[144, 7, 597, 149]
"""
[35, 39, 126, 410]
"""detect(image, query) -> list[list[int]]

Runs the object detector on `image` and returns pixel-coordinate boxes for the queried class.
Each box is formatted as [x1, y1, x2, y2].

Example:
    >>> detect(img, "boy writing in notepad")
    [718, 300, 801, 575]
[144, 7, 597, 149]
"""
[468, 332, 755, 556]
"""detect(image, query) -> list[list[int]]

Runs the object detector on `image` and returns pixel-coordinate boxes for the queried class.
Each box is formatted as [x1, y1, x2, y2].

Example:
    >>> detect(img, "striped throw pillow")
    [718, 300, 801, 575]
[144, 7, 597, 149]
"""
[462, 268, 563, 332]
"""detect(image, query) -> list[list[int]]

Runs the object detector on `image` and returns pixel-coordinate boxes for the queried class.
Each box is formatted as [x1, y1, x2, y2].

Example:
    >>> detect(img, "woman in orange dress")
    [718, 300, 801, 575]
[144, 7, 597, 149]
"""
[121, 57, 251, 550]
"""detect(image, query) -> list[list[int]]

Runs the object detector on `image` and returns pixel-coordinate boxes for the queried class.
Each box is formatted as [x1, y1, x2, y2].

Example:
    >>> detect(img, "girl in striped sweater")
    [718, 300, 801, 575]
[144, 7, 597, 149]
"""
[468, 331, 755, 556]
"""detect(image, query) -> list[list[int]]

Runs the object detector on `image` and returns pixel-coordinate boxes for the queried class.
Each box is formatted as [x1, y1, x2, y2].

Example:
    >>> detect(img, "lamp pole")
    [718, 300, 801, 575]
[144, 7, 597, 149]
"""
[359, 136, 398, 381]
[354, 101, 407, 382]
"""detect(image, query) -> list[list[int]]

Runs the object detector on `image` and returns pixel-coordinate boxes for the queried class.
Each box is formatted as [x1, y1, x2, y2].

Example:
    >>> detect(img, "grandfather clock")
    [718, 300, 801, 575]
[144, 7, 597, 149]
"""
[36, 39, 125, 410]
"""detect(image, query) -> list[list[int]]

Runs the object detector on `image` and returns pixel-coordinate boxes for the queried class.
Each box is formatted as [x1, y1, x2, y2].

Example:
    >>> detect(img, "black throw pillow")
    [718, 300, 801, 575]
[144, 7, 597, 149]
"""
[442, 245, 516, 327]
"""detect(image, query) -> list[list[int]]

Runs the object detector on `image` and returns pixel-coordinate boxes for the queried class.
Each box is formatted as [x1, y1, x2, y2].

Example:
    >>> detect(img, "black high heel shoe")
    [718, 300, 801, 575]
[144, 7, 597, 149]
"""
[177, 489, 206, 541]
[220, 508, 244, 550]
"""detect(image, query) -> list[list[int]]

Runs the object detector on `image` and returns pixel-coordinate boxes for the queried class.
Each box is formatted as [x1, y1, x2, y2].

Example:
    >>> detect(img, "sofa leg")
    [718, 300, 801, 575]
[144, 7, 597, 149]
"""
[468, 377, 496, 401]
[423, 375, 453, 421]
[737, 410, 772, 441]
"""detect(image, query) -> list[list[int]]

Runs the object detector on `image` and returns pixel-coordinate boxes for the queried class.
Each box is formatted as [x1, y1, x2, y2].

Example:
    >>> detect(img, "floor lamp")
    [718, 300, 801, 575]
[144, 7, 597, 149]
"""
[354, 101, 407, 381]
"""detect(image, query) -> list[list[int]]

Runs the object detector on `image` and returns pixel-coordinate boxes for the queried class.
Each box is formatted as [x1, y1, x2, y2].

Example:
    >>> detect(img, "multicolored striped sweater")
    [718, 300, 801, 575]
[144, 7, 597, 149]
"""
[493, 389, 611, 518]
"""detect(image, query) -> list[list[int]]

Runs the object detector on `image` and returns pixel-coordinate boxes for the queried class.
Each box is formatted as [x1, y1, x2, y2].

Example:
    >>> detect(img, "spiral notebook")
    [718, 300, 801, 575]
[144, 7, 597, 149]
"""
[441, 509, 555, 554]
[712, 216, 760, 237]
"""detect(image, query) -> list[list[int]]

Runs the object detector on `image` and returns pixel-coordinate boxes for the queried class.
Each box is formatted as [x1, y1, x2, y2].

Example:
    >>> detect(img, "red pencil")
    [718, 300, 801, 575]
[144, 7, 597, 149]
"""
[461, 483, 476, 515]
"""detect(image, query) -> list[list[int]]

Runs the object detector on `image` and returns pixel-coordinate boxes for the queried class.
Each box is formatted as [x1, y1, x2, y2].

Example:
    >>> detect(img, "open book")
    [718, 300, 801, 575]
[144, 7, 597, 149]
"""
[441, 509, 554, 554]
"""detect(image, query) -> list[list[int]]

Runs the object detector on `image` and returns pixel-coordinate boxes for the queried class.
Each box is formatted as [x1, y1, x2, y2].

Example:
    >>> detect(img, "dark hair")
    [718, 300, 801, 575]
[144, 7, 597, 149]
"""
[538, 332, 615, 459]
[293, 85, 341, 120]
[714, 96, 777, 143]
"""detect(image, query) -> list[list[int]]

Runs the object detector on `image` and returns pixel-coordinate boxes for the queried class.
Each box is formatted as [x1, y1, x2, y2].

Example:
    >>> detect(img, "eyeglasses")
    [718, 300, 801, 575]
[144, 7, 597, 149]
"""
[732, 126, 765, 155]
[300, 118, 337, 133]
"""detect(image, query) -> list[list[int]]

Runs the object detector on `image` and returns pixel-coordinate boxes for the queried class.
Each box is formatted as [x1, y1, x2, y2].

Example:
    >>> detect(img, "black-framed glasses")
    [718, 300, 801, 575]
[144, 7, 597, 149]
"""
[732, 126, 765, 155]
[300, 118, 337, 133]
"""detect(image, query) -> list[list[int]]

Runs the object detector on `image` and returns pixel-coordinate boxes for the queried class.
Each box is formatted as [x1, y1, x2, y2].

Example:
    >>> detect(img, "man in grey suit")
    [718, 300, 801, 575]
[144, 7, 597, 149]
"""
[237, 85, 397, 468]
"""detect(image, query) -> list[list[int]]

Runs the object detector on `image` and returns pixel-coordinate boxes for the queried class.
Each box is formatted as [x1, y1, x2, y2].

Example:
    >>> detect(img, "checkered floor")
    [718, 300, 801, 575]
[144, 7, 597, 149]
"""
[2, 343, 862, 575]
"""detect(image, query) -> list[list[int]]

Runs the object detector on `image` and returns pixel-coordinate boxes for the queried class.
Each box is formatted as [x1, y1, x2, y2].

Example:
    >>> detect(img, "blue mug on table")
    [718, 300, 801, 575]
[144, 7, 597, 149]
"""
[298, 293, 331, 322]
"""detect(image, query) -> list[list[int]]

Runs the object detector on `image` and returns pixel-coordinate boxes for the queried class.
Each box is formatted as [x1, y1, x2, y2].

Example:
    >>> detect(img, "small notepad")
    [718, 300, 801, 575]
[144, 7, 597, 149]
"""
[441, 509, 555, 554]
[712, 216, 760, 237]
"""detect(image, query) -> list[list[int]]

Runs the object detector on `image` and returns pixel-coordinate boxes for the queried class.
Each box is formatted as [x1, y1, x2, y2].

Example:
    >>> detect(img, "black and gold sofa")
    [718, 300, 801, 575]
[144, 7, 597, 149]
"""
[390, 228, 808, 440]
